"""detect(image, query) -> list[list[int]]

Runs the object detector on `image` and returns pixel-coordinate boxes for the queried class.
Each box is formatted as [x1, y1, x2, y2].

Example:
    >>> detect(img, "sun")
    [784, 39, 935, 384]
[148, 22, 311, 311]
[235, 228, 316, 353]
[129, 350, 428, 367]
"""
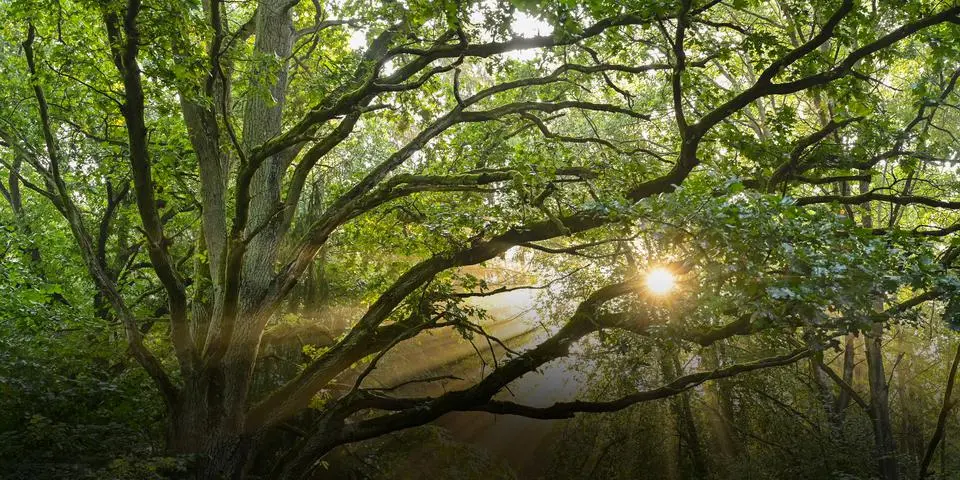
[645, 267, 676, 295]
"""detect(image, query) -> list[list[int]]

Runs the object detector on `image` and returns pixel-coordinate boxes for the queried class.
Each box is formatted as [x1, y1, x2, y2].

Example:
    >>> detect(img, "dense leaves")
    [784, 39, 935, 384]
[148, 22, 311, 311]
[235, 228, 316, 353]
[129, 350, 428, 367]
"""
[1, 0, 960, 478]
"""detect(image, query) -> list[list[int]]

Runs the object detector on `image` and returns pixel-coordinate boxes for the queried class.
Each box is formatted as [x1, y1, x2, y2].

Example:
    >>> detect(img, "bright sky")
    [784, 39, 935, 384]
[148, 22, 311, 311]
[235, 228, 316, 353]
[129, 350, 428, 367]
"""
[348, 10, 553, 59]
[506, 12, 553, 61]
[510, 12, 552, 38]
[348, 28, 368, 50]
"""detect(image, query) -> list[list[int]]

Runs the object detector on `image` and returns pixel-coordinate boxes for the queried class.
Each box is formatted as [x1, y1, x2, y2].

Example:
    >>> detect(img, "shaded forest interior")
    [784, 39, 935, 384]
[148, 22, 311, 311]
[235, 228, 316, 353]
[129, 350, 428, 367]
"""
[3, 0, 960, 478]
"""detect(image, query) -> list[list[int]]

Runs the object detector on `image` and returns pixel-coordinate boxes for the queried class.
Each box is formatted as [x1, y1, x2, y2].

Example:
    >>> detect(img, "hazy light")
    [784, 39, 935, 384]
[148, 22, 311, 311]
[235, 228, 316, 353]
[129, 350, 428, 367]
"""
[511, 12, 551, 38]
[645, 267, 676, 295]
[506, 12, 552, 61]
[348, 29, 368, 50]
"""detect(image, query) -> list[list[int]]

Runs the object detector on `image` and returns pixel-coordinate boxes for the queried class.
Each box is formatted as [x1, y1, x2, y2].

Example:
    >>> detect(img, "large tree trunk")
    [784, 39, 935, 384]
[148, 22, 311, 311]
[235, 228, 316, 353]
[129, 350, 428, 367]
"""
[180, 97, 229, 345]
[168, 386, 249, 479]
[222, 0, 296, 421]
[239, 0, 294, 310]
[167, 2, 297, 476]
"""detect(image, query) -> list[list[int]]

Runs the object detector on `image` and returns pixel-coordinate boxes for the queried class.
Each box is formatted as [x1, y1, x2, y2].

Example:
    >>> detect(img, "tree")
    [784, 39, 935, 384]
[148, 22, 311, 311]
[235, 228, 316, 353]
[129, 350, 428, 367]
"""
[1, 0, 959, 477]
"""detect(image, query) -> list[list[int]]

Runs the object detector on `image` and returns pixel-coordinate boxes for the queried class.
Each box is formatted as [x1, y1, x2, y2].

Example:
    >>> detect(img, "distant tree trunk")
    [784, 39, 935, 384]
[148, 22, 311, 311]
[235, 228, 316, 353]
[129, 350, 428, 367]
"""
[301, 251, 330, 319]
[293, 179, 329, 320]
[661, 409, 681, 480]
[812, 334, 857, 442]
[2, 156, 43, 267]
[833, 334, 857, 424]
[919, 341, 960, 478]
[660, 346, 708, 478]
[859, 179, 899, 480]
[811, 352, 840, 434]
[703, 344, 740, 468]
[895, 363, 925, 469]
[865, 322, 899, 480]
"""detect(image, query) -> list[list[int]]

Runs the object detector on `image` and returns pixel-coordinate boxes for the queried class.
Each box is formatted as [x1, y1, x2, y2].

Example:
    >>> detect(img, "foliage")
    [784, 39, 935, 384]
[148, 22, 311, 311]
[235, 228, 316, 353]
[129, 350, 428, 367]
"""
[1, 0, 960, 478]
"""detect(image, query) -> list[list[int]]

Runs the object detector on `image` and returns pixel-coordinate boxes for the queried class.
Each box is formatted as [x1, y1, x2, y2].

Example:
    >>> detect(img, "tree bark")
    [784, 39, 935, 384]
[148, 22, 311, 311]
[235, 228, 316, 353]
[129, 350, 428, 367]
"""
[239, 0, 295, 312]
[161, 2, 299, 476]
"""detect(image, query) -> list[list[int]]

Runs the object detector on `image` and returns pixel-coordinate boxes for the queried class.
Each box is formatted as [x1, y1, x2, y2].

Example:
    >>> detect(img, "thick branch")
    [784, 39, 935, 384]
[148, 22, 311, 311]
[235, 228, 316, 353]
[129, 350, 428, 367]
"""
[22, 19, 178, 404]
[337, 347, 811, 445]
[105, 1, 195, 370]
[469, 347, 812, 419]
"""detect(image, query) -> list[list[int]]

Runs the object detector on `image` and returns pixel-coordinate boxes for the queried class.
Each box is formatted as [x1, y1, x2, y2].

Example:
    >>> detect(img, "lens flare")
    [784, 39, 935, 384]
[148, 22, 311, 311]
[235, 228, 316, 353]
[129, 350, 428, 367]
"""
[645, 267, 676, 295]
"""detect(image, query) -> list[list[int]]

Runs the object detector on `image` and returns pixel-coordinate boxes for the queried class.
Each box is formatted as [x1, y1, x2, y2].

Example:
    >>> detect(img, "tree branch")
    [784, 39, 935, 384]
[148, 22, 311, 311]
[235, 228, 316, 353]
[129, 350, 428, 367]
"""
[105, 0, 195, 371]
[22, 19, 179, 404]
[795, 193, 960, 209]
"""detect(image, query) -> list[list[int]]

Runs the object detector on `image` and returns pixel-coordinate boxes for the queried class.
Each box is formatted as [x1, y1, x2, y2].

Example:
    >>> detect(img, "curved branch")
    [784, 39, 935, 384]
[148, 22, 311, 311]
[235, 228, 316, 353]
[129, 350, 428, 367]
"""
[22, 19, 179, 403]
[245, 210, 617, 430]
[767, 116, 863, 191]
[469, 347, 812, 419]
[337, 347, 811, 443]
[105, 1, 195, 370]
